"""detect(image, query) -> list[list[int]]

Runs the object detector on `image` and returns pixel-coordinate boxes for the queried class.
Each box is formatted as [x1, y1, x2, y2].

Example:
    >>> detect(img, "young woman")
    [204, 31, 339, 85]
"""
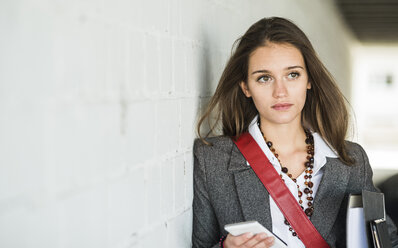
[192, 17, 398, 248]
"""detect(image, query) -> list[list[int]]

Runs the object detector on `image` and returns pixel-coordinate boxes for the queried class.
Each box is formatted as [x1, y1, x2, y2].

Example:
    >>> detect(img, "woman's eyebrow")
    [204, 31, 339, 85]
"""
[286, 65, 304, 70]
[251, 69, 271, 75]
[251, 65, 304, 75]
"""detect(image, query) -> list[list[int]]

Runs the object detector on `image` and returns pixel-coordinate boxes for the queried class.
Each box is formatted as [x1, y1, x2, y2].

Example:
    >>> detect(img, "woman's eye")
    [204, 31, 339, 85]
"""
[288, 72, 300, 79]
[258, 75, 271, 82]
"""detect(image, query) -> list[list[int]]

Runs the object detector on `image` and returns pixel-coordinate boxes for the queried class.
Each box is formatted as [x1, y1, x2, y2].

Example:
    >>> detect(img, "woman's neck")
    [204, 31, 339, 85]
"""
[258, 117, 307, 154]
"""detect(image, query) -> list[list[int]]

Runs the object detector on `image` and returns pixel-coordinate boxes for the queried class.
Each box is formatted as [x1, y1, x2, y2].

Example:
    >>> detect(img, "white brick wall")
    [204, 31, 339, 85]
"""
[0, 0, 355, 247]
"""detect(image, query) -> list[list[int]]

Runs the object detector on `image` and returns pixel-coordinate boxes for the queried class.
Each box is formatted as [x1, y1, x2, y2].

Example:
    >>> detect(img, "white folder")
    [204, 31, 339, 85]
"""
[347, 194, 369, 248]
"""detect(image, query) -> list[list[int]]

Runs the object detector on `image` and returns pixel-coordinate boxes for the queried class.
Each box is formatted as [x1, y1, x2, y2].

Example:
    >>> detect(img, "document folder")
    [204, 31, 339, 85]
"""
[347, 190, 391, 248]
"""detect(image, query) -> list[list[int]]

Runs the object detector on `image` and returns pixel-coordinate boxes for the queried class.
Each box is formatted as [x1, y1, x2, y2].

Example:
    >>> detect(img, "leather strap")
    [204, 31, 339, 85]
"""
[233, 132, 330, 248]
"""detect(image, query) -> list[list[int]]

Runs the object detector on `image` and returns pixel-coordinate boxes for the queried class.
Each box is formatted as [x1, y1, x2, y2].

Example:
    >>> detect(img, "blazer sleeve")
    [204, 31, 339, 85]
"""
[359, 144, 398, 247]
[192, 139, 221, 248]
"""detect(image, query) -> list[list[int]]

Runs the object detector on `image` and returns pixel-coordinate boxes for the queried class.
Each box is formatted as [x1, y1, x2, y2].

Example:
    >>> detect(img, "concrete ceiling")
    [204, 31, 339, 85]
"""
[335, 0, 398, 43]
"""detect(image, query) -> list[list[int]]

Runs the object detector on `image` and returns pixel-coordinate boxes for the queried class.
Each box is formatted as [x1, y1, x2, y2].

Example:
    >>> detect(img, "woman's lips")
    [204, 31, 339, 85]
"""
[272, 103, 293, 110]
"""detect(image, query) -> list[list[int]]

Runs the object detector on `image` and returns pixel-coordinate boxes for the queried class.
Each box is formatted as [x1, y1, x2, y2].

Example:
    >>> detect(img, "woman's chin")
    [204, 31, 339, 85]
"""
[260, 114, 301, 126]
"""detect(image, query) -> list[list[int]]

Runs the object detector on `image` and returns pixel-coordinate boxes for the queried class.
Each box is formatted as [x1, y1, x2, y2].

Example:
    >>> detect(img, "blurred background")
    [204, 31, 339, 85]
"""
[0, 0, 397, 247]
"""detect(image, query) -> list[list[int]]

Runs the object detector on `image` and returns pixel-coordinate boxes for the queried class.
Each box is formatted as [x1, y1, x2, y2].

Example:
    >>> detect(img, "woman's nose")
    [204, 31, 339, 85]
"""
[272, 80, 288, 98]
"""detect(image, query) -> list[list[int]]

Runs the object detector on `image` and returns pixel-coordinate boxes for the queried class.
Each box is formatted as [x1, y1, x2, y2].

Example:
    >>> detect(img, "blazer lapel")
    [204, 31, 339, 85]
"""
[228, 144, 273, 230]
[311, 157, 350, 239]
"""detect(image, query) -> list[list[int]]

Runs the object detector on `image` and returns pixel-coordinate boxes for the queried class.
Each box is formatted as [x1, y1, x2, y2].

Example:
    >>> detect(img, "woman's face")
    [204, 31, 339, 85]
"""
[240, 42, 311, 127]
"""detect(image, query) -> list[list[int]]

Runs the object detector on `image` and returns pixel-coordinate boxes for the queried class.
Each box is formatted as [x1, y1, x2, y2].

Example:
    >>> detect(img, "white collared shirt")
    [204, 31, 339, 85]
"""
[247, 115, 338, 247]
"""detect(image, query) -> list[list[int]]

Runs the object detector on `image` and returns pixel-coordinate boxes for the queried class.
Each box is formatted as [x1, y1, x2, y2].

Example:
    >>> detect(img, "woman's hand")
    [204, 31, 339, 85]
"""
[223, 232, 275, 248]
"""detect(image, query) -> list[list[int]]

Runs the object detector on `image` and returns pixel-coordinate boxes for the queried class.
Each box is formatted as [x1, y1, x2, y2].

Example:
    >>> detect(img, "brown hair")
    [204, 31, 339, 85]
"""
[197, 17, 354, 165]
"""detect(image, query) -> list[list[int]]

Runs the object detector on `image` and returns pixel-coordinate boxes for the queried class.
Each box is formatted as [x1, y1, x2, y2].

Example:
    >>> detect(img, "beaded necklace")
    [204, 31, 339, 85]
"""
[257, 120, 315, 237]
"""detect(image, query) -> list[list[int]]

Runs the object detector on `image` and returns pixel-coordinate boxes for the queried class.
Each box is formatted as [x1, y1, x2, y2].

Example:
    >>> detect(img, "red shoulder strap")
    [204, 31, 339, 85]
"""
[233, 132, 330, 248]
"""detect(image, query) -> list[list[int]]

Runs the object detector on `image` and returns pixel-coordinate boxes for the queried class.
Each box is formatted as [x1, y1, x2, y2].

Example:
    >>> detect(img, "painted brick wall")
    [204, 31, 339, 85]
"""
[0, 0, 355, 247]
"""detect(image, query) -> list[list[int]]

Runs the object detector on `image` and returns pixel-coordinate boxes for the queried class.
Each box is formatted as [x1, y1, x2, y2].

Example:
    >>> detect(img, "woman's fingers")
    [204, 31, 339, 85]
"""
[224, 232, 254, 247]
[241, 233, 274, 248]
[224, 233, 275, 248]
[252, 236, 274, 248]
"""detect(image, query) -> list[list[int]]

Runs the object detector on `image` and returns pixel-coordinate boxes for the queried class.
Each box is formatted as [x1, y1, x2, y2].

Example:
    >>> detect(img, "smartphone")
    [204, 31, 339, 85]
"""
[224, 221, 287, 248]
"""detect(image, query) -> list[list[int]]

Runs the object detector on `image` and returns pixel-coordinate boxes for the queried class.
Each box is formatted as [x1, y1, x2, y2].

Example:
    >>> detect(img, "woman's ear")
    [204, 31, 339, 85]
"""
[239, 81, 252, 97]
[307, 81, 312, 90]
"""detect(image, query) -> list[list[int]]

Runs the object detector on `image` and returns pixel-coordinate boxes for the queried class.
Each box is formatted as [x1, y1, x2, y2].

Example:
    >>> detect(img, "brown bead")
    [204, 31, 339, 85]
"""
[305, 207, 314, 216]
[308, 175, 312, 179]
[304, 188, 310, 194]
[299, 200, 303, 204]
[308, 182, 314, 188]
[293, 232, 297, 236]
[288, 173, 292, 178]
[271, 148, 275, 152]
[298, 191, 303, 197]
[284, 219, 289, 225]
[310, 190, 313, 194]
[308, 202, 313, 207]
[307, 196, 313, 201]
[289, 227, 293, 231]
[282, 167, 288, 173]
[266, 141, 272, 147]
[305, 162, 310, 167]
[293, 179, 297, 183]
[275, 154, 279, 158]
[304, 175, 308, 179]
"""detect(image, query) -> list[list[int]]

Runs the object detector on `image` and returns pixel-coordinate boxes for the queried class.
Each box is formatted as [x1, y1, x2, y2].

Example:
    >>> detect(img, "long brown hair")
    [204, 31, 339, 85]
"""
[197, 17, 354, 165]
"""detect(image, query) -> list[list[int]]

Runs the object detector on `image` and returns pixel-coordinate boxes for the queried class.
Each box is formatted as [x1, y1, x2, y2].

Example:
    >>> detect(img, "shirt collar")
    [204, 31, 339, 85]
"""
[247, 115, 338, 173]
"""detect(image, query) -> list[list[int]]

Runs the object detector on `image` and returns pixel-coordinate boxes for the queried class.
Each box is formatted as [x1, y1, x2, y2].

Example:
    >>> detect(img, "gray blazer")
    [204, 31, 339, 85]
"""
[192, 136, 398, 248]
